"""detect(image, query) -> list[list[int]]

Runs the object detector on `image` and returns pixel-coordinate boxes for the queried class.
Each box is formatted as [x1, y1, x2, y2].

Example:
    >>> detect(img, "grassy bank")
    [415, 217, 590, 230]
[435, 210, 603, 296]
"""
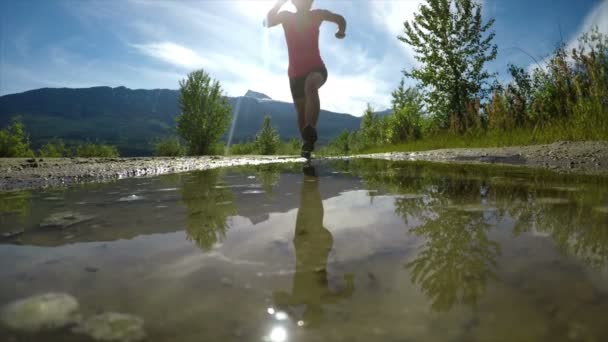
[360, 119, 608, 154]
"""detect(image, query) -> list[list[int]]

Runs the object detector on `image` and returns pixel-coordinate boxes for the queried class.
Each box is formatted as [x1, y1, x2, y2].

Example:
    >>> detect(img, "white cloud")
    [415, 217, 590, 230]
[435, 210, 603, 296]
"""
[368, 0, 423, 64]
[131, 42, 212, 69]
[567, 0, 608, 49]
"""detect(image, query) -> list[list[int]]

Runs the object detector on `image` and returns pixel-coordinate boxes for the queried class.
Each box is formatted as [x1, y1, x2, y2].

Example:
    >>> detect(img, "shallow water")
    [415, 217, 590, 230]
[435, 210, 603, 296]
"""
[1, 160, 608, 342]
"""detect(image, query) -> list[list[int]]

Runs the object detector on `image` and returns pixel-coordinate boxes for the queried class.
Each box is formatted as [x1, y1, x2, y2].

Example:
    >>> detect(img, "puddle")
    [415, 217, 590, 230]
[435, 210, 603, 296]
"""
[1, 160, 608, 341]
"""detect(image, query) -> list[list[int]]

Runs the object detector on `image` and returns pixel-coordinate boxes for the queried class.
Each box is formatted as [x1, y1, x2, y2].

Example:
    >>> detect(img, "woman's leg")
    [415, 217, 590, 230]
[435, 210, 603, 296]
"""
[303, 72, 325, 128]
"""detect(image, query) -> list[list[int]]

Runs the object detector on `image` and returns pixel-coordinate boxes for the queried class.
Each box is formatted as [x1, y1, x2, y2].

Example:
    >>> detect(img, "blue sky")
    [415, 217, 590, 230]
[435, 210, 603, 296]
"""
[1, 0, 607, 115]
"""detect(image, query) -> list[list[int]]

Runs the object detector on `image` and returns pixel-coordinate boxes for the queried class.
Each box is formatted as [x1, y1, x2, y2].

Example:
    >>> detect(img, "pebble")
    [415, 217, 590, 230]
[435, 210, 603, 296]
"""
[0, 293, 80, 332]
[72, 312, 145, 342]
[221, 277, 233, 287]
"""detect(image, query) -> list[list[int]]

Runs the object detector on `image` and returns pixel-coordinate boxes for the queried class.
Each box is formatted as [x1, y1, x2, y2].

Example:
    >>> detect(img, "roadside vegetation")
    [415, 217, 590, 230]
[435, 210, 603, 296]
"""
[321, 0, 608, 155]
[0, 118, 119, 158]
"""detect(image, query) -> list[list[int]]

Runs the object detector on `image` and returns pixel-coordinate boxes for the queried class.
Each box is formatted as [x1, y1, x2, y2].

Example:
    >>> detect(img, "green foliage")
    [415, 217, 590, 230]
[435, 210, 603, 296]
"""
[74, 143, 120, 158]
[0, 117, 34, 157]
[400, 0, 497, 133]
[328, 130, 352, 155]
[484, 28, 608, 141]
[228, 141, 257, 155]
[154, 137, 185, 157]
[177, 69, 232, 156]
[255, 115, 280, 155]
[358, 104, 384, 150]
[387, 79, 425, 143]
[276, 138, 301, 155]
[181, 169, 236, 250]
[38, 139, 69, 157]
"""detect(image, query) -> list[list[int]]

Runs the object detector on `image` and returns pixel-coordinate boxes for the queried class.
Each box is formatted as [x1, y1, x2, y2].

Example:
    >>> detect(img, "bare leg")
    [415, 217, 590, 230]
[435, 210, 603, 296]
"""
[304, 72, 325, 128]
[294, 98, 306, 135]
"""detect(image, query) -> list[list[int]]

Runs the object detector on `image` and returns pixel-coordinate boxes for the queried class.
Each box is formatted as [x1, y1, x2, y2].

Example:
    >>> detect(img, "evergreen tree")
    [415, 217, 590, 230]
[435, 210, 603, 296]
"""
[255, 115, 280, 155]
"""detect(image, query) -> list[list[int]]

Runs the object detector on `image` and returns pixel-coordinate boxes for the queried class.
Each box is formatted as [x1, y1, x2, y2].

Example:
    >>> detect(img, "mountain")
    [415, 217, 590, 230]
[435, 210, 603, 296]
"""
[0, 86, 387, 156]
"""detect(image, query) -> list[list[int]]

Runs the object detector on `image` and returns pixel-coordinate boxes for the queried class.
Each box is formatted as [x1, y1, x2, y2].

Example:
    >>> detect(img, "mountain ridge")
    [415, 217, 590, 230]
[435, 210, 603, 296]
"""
[0, 86, 390, 156]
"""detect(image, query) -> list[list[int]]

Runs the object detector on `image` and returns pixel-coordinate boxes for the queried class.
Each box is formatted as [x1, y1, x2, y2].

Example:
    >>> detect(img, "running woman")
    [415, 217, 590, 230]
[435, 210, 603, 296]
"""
[265, 0, 346, 159]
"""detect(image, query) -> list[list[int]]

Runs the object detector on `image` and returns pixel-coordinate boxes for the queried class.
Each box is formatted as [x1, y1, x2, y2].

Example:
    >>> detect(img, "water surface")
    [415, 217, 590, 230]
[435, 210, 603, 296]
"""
[1, 160, 608, 342]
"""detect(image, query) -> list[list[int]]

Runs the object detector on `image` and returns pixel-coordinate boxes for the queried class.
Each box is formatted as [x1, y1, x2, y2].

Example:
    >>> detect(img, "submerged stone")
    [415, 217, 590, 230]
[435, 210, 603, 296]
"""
[40, 212, 95, 229]
[117, 195, 143, 202]
[0, 293, 80, 332]
[73, 312, 145, 342]
[594, 206, 608, 214]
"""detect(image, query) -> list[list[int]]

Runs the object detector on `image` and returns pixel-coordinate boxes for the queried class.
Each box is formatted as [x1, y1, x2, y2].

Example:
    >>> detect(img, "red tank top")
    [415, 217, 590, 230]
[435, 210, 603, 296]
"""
[282, 11, 325, 78]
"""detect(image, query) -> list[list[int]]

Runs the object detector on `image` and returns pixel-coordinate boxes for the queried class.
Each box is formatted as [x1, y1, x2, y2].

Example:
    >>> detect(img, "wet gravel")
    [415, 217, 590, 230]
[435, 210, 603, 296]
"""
[1, 141, 606, 191]
[359, 141, 608, 175]
[0, 156, 304, 191]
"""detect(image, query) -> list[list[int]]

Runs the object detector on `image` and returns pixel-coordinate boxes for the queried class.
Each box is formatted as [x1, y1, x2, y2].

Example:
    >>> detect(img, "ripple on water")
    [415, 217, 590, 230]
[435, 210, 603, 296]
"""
[535, 198, 571, 205]
[447, 204, 498, 213]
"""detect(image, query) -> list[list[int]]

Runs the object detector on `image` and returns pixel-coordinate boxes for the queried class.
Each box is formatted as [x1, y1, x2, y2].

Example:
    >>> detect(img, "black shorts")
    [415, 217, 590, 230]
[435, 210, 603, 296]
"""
[289, 66, 328, 100]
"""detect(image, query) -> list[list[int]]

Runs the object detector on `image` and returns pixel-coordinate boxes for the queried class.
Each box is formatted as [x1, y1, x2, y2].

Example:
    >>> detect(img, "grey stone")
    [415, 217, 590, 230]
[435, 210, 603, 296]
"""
[72, 312, 145, 342]
[0, 293, 80, 332]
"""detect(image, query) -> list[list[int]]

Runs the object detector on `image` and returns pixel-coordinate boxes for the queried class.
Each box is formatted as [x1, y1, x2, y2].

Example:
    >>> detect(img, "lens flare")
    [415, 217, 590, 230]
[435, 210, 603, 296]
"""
[269, 326, 287, 342]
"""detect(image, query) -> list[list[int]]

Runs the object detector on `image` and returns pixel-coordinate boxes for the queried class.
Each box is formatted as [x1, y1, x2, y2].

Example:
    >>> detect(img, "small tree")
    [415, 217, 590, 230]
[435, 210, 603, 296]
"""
[331, 130, 351, 155]
[359, 104, 382, 148]
[388, 79, 424, 143]
[400, 0, 498, 133]
[0, 117, 34, 157]
[38, 139, 69, 157]
[154, 137, 185, 157]
[255, 115, 280, 155]
[177, 69, 232, 155]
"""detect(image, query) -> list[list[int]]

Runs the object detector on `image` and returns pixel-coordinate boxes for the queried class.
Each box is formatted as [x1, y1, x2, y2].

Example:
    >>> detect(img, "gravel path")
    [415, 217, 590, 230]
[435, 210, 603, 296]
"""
[1, 141, 607, 191]
[0, 156, 304, 191]
[359, 141, 608, 174]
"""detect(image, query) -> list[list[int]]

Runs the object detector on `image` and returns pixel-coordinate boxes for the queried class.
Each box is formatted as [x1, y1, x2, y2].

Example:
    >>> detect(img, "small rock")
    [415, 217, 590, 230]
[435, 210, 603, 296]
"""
[40, 212, 95, 229]
[72, 312, 145, 342]
[85, 267, 99, 273]
[0, 293, 80, 332]
[221, 277, 233, 287]
[117, 195, 143, 202]
[2, 230, 24, 240]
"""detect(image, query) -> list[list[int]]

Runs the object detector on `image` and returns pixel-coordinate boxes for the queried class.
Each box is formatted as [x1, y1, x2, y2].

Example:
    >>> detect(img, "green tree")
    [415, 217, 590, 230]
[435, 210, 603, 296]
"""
[399, 0, 498, 133]
[38, 139, 69, 157]
[181, 170, 237, 251]
[255, 115, 280, 155]
[177, 69, 232, 155]
[154, 137, 185, 157]
[331, 130, 351, 155]
[0, 117, 34, 157]
[74, 143, 119, 158]
[387, 79, 425, 143]
[359, 104, 382, 149]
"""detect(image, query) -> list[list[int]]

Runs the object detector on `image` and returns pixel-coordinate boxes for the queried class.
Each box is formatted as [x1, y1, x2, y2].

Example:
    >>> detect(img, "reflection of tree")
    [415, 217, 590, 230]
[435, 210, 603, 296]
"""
[255, 164, 280, 197]
[395, 176, 501, 312]
[181, 169, 236, 251]
[273, 170, 353, 327]
[406, 209, 500, 312]
[349, 159, 608, 312]
[0, 191, 32, 229]
[505, 192, 608, 267]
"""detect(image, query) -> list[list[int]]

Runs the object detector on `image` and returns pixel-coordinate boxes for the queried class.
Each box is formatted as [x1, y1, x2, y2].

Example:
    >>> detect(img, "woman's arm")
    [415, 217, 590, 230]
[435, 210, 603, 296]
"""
[265, 0, 288, 28]
[318, 10, 347, 38]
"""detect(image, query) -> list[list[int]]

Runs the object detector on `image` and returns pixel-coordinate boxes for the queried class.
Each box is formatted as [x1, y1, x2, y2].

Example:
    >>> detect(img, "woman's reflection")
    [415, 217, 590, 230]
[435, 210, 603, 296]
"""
[273, 166, 353, 327]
